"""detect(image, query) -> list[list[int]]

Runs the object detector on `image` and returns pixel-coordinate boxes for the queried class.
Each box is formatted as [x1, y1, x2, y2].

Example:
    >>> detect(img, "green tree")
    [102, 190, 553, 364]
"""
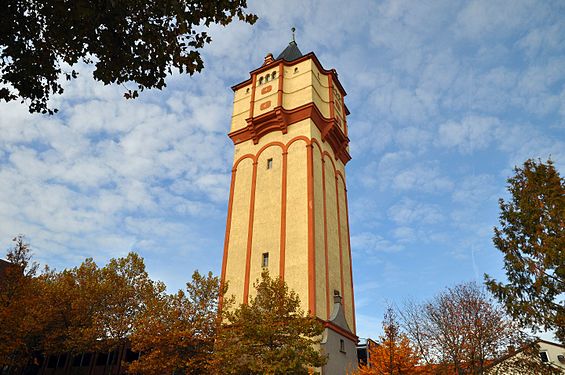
[0, 0, 257, 114]
[485, 159, 564, 343]
[212, 271, 327, 374]
[128, 271, 221, 375]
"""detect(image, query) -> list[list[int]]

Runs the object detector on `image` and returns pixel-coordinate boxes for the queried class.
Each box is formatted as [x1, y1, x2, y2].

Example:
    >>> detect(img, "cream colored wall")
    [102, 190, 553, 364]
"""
[284, 139, 310, 314]
[247, 145, 283, 299]
[337, 178, 354, 330]
[231, 84, 251, 132]
[313, 145, 328, 320]
[224, 157, 253, 302]
[323, 155, 341, 304]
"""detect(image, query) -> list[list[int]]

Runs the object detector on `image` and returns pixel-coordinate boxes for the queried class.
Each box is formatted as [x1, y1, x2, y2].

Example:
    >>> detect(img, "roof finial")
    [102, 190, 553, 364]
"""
[291, 27, 296, 43]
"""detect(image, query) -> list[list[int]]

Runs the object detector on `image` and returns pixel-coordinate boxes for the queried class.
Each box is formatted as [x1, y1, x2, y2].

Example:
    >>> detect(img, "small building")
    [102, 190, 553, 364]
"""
[486, 339, 565, 374]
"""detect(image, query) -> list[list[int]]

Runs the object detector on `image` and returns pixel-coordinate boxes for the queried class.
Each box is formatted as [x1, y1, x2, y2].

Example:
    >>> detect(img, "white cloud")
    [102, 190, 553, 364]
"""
[388, 199, 443, 225]
[437, 116, 500, 153]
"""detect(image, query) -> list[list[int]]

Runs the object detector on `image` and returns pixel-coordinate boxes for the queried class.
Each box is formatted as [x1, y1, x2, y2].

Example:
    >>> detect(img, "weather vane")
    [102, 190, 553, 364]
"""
[291, 27, 296, 43]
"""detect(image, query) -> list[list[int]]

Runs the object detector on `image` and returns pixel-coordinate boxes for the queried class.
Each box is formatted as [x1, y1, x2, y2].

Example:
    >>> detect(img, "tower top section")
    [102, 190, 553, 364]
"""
[229, 41, 351, 164]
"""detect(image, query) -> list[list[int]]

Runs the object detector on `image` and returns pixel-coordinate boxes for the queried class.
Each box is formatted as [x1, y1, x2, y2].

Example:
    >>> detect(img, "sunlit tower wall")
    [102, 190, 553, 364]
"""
[221, 41, 358, 373]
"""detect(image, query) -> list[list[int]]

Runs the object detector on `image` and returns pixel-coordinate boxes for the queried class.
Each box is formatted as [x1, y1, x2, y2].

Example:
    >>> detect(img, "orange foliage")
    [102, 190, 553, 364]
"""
[356, 307, 421, 375]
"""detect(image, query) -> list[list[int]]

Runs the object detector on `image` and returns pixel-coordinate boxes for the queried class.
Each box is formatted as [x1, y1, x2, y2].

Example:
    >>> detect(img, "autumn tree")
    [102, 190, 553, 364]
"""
[128, 271, 221, 375]
[485, 159, 564, 343]
[357, 306, 420, 375]
[0, 0, 257, 114]
[212, 271, 326, 374]
[400, 282, 528, 375]
[0, 236, 47, 372]
[40, 252, 165, 357]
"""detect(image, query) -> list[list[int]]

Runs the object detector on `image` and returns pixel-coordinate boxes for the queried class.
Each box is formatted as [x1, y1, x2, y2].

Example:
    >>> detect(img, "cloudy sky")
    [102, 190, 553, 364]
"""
[1, 0, 563, 340]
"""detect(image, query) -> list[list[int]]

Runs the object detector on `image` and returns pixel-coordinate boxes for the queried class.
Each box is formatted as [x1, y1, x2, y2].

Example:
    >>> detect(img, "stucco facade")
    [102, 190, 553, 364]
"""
[221, 42, 357, 373]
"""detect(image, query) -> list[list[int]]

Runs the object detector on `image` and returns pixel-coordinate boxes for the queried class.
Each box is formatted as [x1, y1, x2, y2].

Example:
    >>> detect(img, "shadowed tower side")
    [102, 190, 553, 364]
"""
[221, 37, 358, 374]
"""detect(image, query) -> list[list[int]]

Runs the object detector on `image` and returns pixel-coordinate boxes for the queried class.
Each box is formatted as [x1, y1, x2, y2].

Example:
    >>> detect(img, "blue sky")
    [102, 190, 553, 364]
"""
[0, 0, 564, 341]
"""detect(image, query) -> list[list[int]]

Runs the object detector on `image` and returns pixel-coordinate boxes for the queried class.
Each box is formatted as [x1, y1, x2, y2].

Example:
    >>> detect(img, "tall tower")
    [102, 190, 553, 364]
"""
[221, 39, 357, 373]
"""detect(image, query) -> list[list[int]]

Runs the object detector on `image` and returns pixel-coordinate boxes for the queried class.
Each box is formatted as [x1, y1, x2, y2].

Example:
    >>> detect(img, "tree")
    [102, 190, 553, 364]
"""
[0, 0, 257, 114]
[212, 271, 327, 374]
[0, 236, 47, 372]
[357, 307, 420, 375]
[40, 252, 165, 356]
[485, 158, 564, 343]
[128, 271, 221, 375]
[399, 282, 534, 375]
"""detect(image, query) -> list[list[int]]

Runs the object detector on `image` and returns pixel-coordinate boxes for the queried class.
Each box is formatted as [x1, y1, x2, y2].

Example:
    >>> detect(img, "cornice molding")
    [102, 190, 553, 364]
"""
[228, 103, 351, 165]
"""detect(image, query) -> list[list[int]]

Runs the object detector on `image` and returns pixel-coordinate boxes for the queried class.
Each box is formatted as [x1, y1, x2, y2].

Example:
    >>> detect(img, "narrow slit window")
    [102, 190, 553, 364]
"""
[272, 71, 277, 79]
[340, 339, 346, 353]
[267, 158, 273, 169]
[540, 351, 549, 363]
[294, 67, 299, 74]
[262, 252, 269, 268]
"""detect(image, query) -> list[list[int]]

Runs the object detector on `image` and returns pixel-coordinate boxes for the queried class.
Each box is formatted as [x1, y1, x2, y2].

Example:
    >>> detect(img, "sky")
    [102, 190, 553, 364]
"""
[0, 0, 564, 341]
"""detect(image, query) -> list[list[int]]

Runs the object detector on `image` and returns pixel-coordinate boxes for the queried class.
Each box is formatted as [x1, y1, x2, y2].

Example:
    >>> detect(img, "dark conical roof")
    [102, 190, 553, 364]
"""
[276, 41, 303, 62]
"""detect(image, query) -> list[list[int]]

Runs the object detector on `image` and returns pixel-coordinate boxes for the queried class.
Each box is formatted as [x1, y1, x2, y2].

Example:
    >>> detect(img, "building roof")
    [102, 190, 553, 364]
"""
[276, 41, 303, 62]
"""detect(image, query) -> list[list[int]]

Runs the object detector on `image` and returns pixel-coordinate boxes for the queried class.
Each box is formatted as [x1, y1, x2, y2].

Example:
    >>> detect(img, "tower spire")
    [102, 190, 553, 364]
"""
[291, 27, 296, 43]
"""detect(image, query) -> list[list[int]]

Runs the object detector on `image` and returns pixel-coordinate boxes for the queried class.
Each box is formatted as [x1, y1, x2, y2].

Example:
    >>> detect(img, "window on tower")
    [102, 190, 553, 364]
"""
[258, 77, 263, 85]
[272, 71, 277, 80]
[267, 158, 273, 169]
[340, 339, 346, 353]
[262, 252, 269, 268]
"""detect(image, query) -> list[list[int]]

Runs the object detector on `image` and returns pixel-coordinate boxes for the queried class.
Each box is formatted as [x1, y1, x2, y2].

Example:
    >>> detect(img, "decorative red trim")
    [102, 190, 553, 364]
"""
[243, 160, 258, 304]
[260, 101, 271, 110]
[279, 150, 288, 279]
[318, 318, 359, 343]
[307, 143, 316, 315]
[232, 52, 347, 97]
[219, 168, 237, 311]
[228, 103, 351, 165]
[261, 85, 272, 95]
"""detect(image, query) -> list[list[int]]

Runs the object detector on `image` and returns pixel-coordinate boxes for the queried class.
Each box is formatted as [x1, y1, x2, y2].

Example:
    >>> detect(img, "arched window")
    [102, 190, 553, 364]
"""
[272, 71, 277, 80]
[258, 77, 263, 85]
[265, 74, 270, 82]
[294, 67, 299, 74]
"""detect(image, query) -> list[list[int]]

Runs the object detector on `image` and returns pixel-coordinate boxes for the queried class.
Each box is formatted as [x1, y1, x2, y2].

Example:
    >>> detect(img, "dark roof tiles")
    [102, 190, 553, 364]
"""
[276, 41, 303, 62]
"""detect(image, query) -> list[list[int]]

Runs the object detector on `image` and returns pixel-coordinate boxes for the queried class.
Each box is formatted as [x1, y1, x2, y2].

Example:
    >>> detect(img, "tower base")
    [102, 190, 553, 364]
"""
[320, 293, 358, 374]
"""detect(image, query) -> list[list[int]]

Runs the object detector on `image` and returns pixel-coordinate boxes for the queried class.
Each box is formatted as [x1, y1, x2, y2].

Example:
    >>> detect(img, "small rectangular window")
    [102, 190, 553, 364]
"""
[340, 339, 346, 353]
[540, 351, 549, 363]
[262, 253, 269, 268]
[267, 158, 273, 169]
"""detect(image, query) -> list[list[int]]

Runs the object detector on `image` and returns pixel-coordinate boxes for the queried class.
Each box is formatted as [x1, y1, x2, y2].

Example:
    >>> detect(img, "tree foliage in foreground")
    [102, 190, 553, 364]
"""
[212, 271, 326, 375]
[0, 238, 166, 372]
[128, 271, 221, 375]
[485, 159, 564, 343]
[0, 0, 257, 114]
[356, 306, 420, 375]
